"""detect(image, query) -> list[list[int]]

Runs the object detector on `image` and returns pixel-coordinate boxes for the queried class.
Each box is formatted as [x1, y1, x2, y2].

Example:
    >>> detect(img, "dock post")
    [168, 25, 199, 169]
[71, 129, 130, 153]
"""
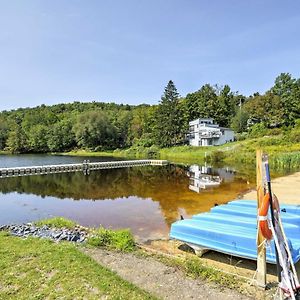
[83, 160, 90, 175]
[256, 150, 267, 288]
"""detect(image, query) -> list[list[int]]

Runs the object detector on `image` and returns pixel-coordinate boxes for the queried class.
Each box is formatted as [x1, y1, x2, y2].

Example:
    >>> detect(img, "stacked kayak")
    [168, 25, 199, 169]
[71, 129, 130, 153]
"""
[170, 199, 300, 264]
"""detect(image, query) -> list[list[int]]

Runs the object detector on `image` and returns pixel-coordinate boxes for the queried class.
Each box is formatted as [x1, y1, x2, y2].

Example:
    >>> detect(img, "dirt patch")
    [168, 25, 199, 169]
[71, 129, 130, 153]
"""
[242, 171, 300, 205]
[85, 247, 254, 300]
[144, 240, 280, 282]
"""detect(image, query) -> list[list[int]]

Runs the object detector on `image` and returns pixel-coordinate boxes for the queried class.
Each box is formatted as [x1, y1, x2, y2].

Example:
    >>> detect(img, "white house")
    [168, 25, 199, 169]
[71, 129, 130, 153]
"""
[188, 118, 234, 146]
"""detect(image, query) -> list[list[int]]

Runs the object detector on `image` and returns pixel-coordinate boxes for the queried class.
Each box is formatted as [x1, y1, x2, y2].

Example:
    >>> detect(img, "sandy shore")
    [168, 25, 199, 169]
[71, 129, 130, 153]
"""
[243, 171, 300, 205]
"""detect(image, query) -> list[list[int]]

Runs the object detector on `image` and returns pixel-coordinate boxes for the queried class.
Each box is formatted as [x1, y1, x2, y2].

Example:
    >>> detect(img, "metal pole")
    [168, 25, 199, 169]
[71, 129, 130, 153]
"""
[263, 155, 281, 281]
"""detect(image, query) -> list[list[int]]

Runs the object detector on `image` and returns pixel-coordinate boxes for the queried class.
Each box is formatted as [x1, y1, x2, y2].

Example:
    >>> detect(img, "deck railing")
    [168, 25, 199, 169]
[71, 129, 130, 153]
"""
[0, 159, 169, 178]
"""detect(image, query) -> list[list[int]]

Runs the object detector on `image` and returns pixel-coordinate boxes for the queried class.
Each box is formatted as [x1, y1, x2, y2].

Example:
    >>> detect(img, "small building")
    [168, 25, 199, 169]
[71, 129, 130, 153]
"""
[188, 118, 234, 146]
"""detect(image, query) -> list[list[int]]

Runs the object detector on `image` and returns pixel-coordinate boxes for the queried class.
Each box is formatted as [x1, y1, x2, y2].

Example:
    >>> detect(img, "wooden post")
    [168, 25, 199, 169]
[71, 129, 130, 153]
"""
[256, 150, 267, 288]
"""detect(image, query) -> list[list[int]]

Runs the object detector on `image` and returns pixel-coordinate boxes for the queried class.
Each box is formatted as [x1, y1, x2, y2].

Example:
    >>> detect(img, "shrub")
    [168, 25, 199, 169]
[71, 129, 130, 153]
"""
[207, 150, 226, 163]
[144, 145, 159, 158]
[235, 133, 247, 141]
[248, 123, 268, 138]
[87, 227, 135, 252]
[288, 128, 300, 143]
[266, 128, 282, 136]
[256, 136, 286, 147]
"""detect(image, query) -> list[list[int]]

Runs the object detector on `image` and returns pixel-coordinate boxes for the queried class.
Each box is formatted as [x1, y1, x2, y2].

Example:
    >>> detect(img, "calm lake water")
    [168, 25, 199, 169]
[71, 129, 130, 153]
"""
[0, 154, 256, 241]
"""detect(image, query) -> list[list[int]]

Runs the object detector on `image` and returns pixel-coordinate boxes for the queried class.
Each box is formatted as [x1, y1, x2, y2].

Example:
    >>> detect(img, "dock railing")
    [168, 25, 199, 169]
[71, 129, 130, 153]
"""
[0, 159, 169, 178]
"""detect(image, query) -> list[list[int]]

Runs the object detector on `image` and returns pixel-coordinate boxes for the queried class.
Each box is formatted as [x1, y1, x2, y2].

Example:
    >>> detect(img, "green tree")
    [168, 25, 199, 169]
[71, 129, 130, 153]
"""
[153, 80, 183, 147]
[185, 84, 236, 127]
[0, 117, 9, 150]
[215, 85, 236, 127]
[47, 119, 76, 152]
[243, 92, 284, 127]
[73, 111, 117, 150]
[27, 124, 49, 152]
[271, 73, 300, 126]
[6, 119, 28, 153]
[231, 109, 249, 133]
[113, 110, 132, 148]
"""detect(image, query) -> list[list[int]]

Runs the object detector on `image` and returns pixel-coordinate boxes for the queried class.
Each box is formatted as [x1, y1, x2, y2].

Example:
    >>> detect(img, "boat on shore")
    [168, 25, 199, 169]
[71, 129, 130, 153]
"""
[170, 200, 300, 264]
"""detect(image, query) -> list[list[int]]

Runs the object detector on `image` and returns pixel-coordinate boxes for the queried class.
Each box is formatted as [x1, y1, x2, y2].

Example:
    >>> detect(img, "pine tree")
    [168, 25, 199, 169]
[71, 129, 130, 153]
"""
[154, 80, 183, 147]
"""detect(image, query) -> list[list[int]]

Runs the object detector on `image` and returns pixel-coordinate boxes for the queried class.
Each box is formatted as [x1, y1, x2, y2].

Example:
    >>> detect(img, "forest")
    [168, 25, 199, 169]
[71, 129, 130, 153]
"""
[0, 72, 299, 154]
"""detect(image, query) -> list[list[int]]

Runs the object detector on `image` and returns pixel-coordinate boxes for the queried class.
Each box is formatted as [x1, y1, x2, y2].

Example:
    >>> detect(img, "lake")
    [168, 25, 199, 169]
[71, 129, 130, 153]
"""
[0, 154, 255, 241]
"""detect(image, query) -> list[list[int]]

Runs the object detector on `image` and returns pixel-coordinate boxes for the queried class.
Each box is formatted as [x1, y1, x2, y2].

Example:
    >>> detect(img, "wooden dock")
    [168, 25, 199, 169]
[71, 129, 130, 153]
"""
[0, 159, 169, 178]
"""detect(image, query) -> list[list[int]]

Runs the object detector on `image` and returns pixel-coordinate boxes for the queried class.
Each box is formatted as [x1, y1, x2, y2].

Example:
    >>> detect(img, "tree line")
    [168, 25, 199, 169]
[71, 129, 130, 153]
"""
[0, 72, 299, 153]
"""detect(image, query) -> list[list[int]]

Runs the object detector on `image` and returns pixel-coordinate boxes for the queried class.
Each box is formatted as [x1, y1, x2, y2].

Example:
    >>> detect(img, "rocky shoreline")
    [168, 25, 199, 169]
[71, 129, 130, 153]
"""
[0, 224, 87, 243]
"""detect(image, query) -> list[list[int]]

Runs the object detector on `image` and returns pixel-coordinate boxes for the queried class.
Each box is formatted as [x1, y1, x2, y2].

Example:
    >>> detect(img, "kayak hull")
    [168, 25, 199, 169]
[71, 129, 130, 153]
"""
[170, 200, 300, 264]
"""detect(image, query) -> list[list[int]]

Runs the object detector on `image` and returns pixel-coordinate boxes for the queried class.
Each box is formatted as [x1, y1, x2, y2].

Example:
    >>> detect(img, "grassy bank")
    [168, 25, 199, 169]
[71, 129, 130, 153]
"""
[34, 217, 136, 252]
[63, 136, 300, 171]
[35, 216, 77, 229]
[0, 231, 154, 299]
[0, 150, 9, 155]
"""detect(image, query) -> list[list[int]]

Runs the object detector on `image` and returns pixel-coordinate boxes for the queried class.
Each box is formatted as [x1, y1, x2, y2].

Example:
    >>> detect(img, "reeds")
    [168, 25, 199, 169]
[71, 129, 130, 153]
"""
[271, 152, 300, 171]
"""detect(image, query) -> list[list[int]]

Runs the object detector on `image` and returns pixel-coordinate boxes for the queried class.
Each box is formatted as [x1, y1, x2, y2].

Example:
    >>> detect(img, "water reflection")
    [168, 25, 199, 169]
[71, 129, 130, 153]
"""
[187, 165, 235, 193]
[0, 164, 253, 240]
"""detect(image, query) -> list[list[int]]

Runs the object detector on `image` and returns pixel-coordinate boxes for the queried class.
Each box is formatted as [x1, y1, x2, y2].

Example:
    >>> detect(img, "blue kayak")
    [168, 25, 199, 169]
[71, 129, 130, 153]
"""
[170, 200, 300, 264]
[210, 205, 300, 226]
[227, 199, 300, 215]
[192, 212, 300, 236]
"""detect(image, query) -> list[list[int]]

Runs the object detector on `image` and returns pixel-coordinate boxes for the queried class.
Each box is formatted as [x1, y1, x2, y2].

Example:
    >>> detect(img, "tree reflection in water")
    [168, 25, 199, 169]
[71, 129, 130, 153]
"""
[0, 165, 253, 240]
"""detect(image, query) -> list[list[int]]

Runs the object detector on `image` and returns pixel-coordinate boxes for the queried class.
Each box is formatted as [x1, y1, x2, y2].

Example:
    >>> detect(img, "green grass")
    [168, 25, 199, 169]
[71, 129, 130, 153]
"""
[87, 227, 136, 252]
[153, 254, 240, 288]
[225, 137, 300, 169]
[60, 149, 126, 157]
[58, 135, 300, 170]
[0, 232, 155, 300]
[35, 217, 136, 252]
[35, 217, 77, 229]
[0, 150, 9, 155]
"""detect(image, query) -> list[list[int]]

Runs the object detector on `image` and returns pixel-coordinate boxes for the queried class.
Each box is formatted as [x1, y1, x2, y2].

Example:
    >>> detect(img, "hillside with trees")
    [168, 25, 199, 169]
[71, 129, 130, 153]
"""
[0, 72, 299, 154]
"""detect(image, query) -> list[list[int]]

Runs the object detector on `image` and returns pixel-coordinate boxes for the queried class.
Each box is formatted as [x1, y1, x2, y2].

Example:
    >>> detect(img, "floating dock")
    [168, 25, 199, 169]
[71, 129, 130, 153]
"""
[0, 159, 169, 178]
[170, 199, 300, 264]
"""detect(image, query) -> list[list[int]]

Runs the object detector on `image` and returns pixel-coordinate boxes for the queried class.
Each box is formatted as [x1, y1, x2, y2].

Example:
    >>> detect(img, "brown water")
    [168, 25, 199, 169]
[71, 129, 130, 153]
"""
[0, 155, 257, 241]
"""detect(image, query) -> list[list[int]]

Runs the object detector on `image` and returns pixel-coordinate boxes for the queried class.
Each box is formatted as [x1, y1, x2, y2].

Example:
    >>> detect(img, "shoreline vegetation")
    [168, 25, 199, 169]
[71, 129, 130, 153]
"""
[62, 135, 300, 171]
[2, 133, 300, 171]
[0, 217, 261, 299]
[1, 73, 300, 168]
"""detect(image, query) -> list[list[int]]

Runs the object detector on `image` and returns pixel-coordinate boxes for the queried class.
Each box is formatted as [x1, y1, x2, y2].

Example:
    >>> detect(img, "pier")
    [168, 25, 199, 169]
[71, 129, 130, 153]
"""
[0, 159, 169, 178]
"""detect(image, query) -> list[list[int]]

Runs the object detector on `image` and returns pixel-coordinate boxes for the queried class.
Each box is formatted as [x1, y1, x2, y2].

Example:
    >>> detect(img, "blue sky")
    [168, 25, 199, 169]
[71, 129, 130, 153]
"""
[0, 1, 300, 111]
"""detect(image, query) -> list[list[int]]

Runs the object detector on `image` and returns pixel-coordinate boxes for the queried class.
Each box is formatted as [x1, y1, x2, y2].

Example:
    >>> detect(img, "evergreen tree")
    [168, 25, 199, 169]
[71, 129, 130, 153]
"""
[153, 80, 183, 147]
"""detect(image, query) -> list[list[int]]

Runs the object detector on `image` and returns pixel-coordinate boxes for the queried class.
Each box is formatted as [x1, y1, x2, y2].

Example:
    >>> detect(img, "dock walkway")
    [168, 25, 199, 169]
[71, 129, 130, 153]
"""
[0, 159, 169, 178]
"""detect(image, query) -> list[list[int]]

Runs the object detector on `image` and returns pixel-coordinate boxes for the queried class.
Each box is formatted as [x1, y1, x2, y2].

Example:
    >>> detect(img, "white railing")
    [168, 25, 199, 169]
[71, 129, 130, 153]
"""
[0, 160, 169, 178]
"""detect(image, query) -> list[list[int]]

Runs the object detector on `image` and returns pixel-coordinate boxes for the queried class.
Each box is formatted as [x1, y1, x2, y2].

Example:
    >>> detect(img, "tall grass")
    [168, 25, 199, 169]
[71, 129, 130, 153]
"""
[271, 152, 300, 170]
[64, 135, 300, 171]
